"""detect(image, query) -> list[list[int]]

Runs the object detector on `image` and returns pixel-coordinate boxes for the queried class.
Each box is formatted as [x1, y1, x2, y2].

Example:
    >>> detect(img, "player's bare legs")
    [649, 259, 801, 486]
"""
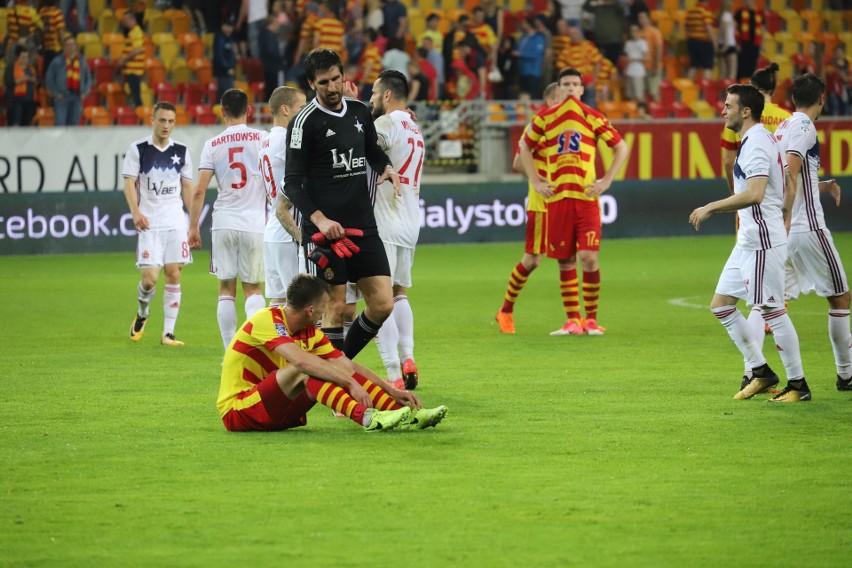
[161, 262, 184, 344]
[344, 275, 393, 359]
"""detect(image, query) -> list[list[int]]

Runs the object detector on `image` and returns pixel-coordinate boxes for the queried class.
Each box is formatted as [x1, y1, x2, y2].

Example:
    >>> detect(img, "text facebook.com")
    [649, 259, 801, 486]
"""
[0, 205, 211, 241]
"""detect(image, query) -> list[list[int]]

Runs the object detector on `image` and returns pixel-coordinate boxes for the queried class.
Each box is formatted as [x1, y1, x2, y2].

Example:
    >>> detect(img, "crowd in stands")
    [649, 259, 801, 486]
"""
[1, 0, 852, 126]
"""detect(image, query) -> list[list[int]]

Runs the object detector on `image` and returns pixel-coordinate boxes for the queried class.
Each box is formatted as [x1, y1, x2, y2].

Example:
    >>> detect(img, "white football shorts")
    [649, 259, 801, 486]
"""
[136, 229, 192, 268]
[264, 241, 301, 299]
[785, 229, 849, 300]
[382, 241, 415, 288]
[211, 229, 265, 283]
[715, 244, 787, 307]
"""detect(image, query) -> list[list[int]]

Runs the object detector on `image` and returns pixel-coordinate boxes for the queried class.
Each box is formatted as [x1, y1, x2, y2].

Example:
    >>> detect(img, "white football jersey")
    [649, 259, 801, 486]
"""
[122, 136, 193, 232]
[259, 126, 299, 243]
[774, 111, 825, 234]
[733, 123, 787, 251]
[199, 124, 266, 233]
[373, 109, 424, 248]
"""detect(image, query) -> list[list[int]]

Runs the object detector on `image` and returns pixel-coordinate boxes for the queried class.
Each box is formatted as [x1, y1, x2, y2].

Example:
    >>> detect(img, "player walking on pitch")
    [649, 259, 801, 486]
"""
[283, 49, 402, 359]
[259, 86, 308, 307]
[496, 81, 566, 334]
[690, 84, 810, 402]
[775, 73, 852, 392]
[368, 70, 425, 389]
[124, 101, 194, 346]
[189, 88, 267, 350]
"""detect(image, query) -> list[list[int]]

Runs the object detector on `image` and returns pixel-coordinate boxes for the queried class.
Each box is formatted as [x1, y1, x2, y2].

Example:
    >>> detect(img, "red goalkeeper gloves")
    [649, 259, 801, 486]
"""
[310, 228, 363, 258]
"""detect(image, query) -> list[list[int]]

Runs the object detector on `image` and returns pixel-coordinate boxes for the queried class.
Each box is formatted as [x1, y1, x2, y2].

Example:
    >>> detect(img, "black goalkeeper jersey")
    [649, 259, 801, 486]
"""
[283, 97, 392, 237]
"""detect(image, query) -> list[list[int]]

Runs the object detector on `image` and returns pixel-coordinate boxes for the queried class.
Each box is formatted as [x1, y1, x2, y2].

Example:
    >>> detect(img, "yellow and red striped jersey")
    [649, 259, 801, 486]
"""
[720, 101, 791, 150]
[598, 57, 616, 82]
[38, 6, 66, 52]
[557, 40, 603, 83]
[551, 35, 570, 70]
[314, 16, 346, 56]
[470, 23, 497, 53]
[520, 121, 548, 213]
[7, 4, 43, 44]
[217, 307, 341, 416]
[300, 12, 319, 44]
[359, 43, 381, 85]
[122, 24, 146, 76]
[523, 96, 623, 203]
[685, 2, 714, 41]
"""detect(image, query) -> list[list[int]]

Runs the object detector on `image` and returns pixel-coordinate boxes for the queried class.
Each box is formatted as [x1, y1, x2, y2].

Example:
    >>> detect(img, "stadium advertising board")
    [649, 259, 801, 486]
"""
[3, 179, 851, 255]
[511, 118, 852, 180]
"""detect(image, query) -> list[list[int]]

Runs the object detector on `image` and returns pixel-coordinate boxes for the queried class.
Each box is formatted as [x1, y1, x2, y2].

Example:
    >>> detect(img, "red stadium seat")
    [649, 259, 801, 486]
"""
[203, 82, 218, 104]
[671, 101, 693, 118]
[189, 57, 213, 84]
[646, 101, 669, 119]
[658, 80, 675, 108]
[696, 78, 718, 103]
[190, 104, 216, 125]
[239, 57, 265, 83]
[112, 105, 138, 125]
[155, 82, 177, 104]
[182, 82, 204, 106]
[249, 81, 266, 103]
[88, 57, 114, 87]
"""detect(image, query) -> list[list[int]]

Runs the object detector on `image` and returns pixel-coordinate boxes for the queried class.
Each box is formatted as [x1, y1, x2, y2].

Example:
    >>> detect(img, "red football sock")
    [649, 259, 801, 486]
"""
[583, 270, 601, 321]
[501, 262, 532, 313]
[305, 377, 367, 425]
[560, 268, 580, 321]
[352, 373, 401, 411]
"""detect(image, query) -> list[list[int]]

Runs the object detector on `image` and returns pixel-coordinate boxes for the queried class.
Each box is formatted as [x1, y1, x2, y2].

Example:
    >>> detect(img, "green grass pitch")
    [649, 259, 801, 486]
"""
[2, 235, 852, 567]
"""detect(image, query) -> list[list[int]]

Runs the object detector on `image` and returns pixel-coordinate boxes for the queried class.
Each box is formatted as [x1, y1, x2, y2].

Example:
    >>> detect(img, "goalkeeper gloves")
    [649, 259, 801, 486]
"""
[310, 228, 363, 259]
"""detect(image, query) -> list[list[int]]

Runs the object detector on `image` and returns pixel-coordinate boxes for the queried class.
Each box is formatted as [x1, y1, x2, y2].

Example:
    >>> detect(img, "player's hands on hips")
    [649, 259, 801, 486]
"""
[532, 174, 554, 198]
[188, 227, 202, 249]
[584, 178, 611, 198]
[689, 206, 711, 230]
[378, 165, 402, 197]
[133, 213, 150, 231]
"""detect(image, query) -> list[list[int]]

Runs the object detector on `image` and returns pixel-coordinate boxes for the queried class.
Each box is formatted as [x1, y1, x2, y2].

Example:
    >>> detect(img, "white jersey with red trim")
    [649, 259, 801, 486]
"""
[733, 123, 787, 251]
[373, 109, 424, 248]
[259, 126, 298, 243]
[199, 124, 266, 233]
[122, 136, 193, 231]
[774, 111, 825, 235]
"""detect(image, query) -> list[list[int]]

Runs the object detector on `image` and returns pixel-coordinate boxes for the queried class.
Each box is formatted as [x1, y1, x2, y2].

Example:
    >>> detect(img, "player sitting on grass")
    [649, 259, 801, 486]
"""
[217, 274, 448, 432]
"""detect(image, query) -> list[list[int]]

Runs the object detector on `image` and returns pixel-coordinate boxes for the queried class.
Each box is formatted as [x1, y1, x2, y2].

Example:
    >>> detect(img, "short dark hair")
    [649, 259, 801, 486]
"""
[377, 69, 409, 101]
[287, 274, 331, 310]
[153, 101, 177, 114]
[790, 72, 825, 109]
[727, 83, 764, 121]
[750, 62, 780, 95]
[427, 13, 439, 22]
[557, 67, 583, 82]
[305, 48, 343, 83]
[14, 45, 28, 57]
[220, 88, 248, 117]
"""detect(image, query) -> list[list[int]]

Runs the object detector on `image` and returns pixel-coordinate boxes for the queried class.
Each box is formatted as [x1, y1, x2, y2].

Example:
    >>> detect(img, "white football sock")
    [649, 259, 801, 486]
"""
[742, 307, 766, 377]
[762, 307, 804, 381]
[393, 295, 415, 362]
[162, 284, 181, 336]
[217, 296, 237, 350]
[375, 311, 402, 380]
[244, 293, 266, 319]
[828, 309, 852, 379]
[711, 306, 766, 370]
[137, 281, 155, 318]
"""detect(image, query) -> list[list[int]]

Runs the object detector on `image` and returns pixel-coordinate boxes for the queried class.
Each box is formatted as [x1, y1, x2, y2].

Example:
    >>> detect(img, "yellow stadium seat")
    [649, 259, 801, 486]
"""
[799, 10, 823, 35]
[78, 32, 104, 58]
[419, 0, 436, 12]
[88, 0, 106, 18]
[159, 42, 180, 69]
[0, 9, 8, 39]
[151, 32, 175, 46]
[409, 9, 425, 38]
[672, 78, 698, 106]
[781, 10, 802, 35]
[147, 15, 170, 35]
[102, 32, 125, 60]
[170, 58, 192, 84]
[598, 101, 622, 120]
[98, 9, 118, 34]
[440, 0, 456, 13]
[619, 100, 638, 119]
[769, 0, 786, 12]
[508, 0, 524, 11]
[663, 0, 679, 12]
[688, 100, 716, 119]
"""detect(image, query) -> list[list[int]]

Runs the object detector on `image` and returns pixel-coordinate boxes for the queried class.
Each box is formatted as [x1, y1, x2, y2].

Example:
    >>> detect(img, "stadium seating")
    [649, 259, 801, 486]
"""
[190, 104, 217, 125]
[154, 82, 177, 104]
[84, 105, 111, 126]
[111, 105, 138, 125]
[164, 9, 192, 36]
[182, 83, 204, 106]
[34, 107, 55, 127]
[170, 58, 192, 85]
[102, 32, 125, 61]
[78, 32, 104, 59]
[98, 82, 126, 108]
[98, 9, 118, 34]
[135, 105, 154, 123]
[88, 57, 114, 87]
[598, 101, 621, 120]
[175, 105, 190, 126]
[781, 10, 802, 35]
[688, 100, 716, 119]
[671, 78, 697, 106]
[671, 101, 693, 119]
[646, 101, 668, 119]
[189, 57, 213, 83]
[145, 58, 166, 87]
[619, 100, 638, 119]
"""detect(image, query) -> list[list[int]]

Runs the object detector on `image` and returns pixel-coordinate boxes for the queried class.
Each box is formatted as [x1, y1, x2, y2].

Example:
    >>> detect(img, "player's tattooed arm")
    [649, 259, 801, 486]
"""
[275, 194, 302, 244]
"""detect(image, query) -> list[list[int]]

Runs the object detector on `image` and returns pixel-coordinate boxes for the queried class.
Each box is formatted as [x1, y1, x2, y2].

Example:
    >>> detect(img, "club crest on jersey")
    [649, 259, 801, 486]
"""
[142, 250, 150, 259]
[274, 323, 288, 336]
[290, 127, 303, 149]
[557, 130, 581, 154]
[324, 267, 335, 281]
[331, 148, 366, 171]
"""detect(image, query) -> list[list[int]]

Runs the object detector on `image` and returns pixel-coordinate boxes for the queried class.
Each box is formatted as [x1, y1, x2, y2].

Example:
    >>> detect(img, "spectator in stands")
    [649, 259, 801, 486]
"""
[420, 37, 444, 99]
[407, 58, 431, 105]
[419, 13, 443, 52]
[792, 47, 817, 78]
[6, 0, 43, 52]
[626, 0, 649, 25]
[243, 0, 269, 59]
[382, 37, 411, 79]
[532, 15, 553, 84]
[551, 19, 570, 75]
[826, 44, 851, 116]
[344, 0, 366, 64]
[259, 15, 284, 102]
[59, 0, 86, 35]
[443, 15, 479, 85]
[214, 17, 239, 102]
[39, 0, 67, 74]
[558, 24, 601, 107]
[685, 1, 715, 80]
[623, 24, 647, 106]
[581, 0, 625, 66]
[381, 0, 408, 41]
[481, 0, 504, 39]
[515, 16, 545, 100]
[46, 35, 90, 127]
[556, 0, 584, 28]
[470, 7, 498, 64]
[492, 36, 518, 100]
[637, 11, 662, 103]
[9, 45, 36, 126]
[735, 0, 763, 80]
[358, 28, 382, 100]
[365, 0, 384, 33]
[314, 1, 347, 63]
[118, 11, 145, 108]
[716, 0, 737, 80]
[450, 38, 486, 100]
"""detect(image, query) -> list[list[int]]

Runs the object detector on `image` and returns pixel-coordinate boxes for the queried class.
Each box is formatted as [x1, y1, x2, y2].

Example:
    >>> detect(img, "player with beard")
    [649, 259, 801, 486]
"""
[283, 48, 401, 360]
